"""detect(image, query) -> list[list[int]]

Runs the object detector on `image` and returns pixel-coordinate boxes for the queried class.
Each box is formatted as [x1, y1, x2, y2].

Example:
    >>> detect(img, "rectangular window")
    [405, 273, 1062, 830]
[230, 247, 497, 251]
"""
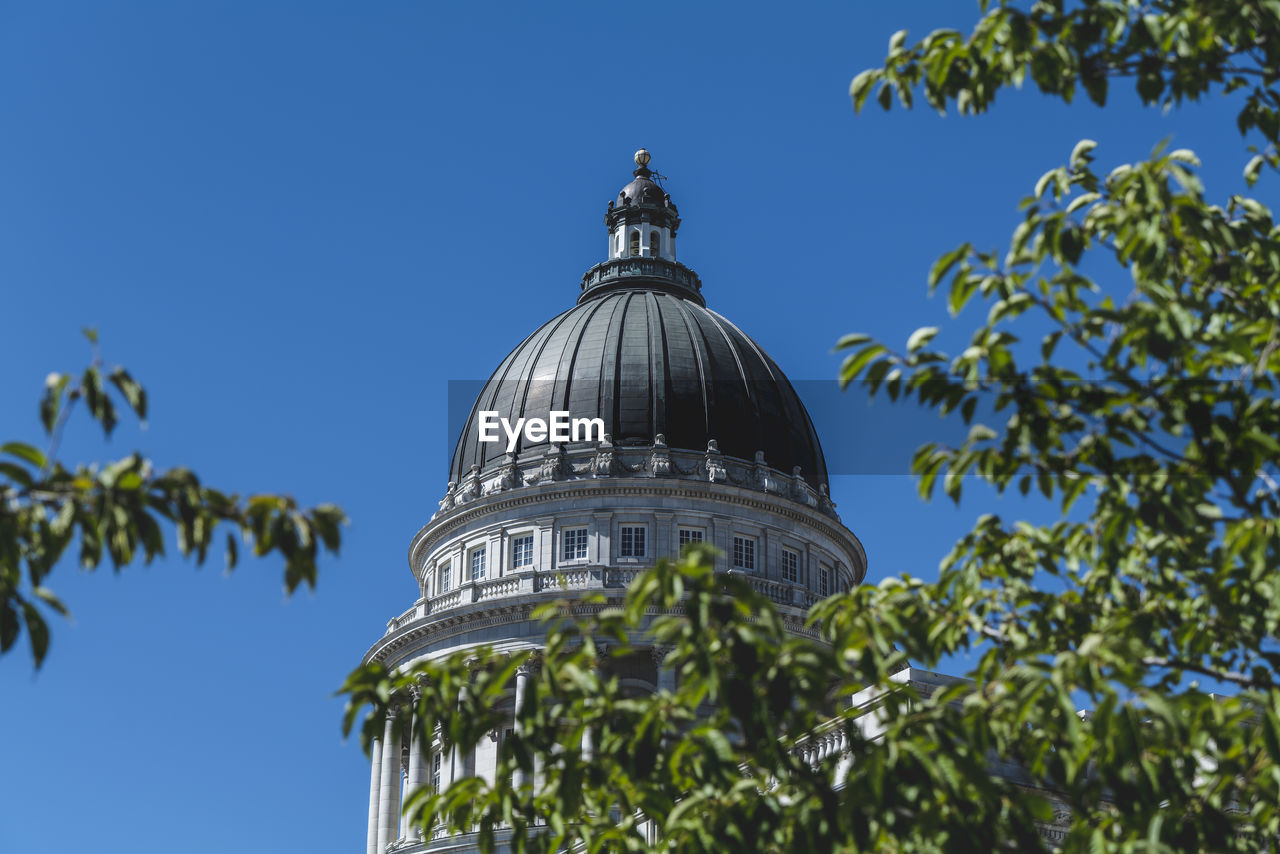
[732, 536, 756, 572]
[782, 548, 799, 583]
[562, 527, 588, 561]
[511, 534, 534, 569]
[819, 565, 830, 597]
[469, 546, 487, 581]
[678, 528, 704, 549]
[430, 751, 442, 791]
[619, 525, 646, 558]
[438, 561, 452, 594]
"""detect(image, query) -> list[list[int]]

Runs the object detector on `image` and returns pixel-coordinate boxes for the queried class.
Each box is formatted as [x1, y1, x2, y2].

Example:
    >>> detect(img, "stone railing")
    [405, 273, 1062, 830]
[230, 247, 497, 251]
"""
[578, 256, 702, 301]
[383, 567, 817, 629]
[605, 567, 642, 588]
[386, 602, 421, 635]
[538, 568, 593, 590]
[427, 588, 464, 614]
[792, 724, 849, 770]
[474, 575, 524, 602]
[747, 577, 796, 607]
[434, 436, 838, 523]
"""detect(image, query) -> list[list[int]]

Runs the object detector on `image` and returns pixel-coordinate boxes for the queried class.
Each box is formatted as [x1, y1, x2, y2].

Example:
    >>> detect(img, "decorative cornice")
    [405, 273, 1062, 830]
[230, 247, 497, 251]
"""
[413, 450, 863, 580]
[363, 596, 821, 668]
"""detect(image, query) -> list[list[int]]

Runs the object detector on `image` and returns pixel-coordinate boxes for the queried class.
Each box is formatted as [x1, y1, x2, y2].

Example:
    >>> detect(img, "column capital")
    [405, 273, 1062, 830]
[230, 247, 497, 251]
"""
[514, 649, 543, 677]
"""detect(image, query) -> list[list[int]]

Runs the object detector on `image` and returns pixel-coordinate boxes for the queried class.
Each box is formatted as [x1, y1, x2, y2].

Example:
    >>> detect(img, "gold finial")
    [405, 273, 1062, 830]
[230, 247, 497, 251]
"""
[634, 148, 651, 168]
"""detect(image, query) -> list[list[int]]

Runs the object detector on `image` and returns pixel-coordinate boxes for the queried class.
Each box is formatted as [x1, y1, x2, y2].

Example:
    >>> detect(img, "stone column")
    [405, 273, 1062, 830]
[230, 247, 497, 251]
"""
[405, 707, 424, 842]
[366, 735, 384, 854]
[652, 645, 675, 694]
[511, 661, 530, 790]
[377, 707, 403, 852]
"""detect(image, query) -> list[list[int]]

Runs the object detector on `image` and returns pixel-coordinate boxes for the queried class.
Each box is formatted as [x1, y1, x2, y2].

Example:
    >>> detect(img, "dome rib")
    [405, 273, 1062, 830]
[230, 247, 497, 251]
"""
[645, 291, 668, 438]
[666, 296, 712, 439]
[695, 306, 764, 458]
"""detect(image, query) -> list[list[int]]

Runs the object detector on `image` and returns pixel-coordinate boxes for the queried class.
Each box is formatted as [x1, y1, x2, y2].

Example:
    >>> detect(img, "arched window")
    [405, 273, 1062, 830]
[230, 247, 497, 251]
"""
[649, 232, 660, 257]
[629, 231, 640, 256]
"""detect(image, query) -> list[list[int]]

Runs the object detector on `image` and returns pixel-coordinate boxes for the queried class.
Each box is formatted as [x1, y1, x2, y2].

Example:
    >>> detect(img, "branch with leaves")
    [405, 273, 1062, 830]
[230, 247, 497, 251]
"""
[0, 331, 345, 667]
[849, 0, 1280, 184]
[341, 546, 1280, 852]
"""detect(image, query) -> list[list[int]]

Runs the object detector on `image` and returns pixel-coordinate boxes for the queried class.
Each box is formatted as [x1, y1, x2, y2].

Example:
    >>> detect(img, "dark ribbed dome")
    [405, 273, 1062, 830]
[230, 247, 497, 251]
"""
[449, 289, 829, 489]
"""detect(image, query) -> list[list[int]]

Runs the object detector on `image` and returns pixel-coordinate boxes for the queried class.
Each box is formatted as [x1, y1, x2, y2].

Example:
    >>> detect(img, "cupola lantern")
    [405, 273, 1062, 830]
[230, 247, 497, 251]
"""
[606, 148, 679, 262]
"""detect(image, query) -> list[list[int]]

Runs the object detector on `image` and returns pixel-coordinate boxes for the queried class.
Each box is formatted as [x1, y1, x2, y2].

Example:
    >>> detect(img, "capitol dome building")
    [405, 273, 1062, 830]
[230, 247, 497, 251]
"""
[360, 151, 867, 853]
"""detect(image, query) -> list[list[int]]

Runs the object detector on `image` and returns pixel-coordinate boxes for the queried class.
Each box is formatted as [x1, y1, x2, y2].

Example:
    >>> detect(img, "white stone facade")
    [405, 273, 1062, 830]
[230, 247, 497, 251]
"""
[362, 462, 866, 853]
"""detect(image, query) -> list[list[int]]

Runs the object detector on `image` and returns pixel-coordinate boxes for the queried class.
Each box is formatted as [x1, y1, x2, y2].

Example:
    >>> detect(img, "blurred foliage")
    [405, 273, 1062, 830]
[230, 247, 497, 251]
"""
[341, 2, 1280, 851]
[1, 331, 345, 667]
[344, 547, 1061, 853]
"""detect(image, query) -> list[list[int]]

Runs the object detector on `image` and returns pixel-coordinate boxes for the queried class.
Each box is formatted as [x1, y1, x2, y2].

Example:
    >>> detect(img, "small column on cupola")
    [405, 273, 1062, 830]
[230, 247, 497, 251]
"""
[605, 149, 681, 262]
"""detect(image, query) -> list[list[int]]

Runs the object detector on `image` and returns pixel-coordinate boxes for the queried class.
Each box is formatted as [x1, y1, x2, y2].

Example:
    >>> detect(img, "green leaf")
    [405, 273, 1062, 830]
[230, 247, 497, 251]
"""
[1069, 139, 1097, 170]
[928, 244, 970, 290]
[0, 600, 19, 653]
[839, 343, 888, 388]
[21, 601, 49, 667]
[108, 367, 147, 421]
[849, 70, 879, 112]
[1245, 153, 1266, 186]
[877, 81, 893, 111]
[833, 333, 872, 351]
[0, 462, 33, 487]
[1, 442, 46, 469]
[31, 587, 69, 617]
[907, 326, 940, 353]
[40, 372, 70, 434]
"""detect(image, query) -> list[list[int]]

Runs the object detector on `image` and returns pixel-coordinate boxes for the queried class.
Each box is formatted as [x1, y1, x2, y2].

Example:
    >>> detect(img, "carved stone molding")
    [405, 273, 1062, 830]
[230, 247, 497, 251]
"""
[649, 644, 672, 670]
[427, 435, 843, 530]
[409, 477, 866, 583]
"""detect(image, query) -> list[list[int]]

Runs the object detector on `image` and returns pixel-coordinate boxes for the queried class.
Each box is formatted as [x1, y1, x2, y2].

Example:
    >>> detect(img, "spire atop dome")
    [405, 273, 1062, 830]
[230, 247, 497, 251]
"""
[582, 150, 702, 305]
[604, 150, 680, 258]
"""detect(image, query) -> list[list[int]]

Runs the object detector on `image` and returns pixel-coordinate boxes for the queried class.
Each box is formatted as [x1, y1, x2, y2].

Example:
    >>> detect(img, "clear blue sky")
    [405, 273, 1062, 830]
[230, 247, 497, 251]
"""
[0, 3, 1257, 852]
